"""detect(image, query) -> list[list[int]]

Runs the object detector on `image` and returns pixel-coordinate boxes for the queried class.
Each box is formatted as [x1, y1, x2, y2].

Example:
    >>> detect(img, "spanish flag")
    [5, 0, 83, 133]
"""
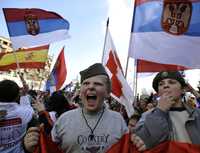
[0, 45, 48, 71]
[106, 133, 200, 153]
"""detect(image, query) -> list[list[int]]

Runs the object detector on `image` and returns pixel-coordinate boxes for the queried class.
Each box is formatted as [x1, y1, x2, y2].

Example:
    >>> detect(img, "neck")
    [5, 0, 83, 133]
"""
[172, 98, 184, 108]
[83, 105, 105, 115]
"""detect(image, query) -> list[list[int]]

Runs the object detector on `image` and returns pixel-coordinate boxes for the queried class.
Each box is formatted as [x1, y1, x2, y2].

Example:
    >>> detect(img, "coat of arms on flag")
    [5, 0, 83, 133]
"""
[24, 11, 40, 35]
[161, 0, 192, 35]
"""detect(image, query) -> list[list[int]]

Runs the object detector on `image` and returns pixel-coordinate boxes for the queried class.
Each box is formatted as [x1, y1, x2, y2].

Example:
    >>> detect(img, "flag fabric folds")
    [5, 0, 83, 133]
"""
[128, 0, 200, 69]
[46, 47, 67, 92]
[33, 127, 64, 153]
[0, 45, 48, 71]
[102, 29, 134, 117]
[3, 8, 70, 49]
[106, 133, 200, 153]
[137, 59, 188, 72]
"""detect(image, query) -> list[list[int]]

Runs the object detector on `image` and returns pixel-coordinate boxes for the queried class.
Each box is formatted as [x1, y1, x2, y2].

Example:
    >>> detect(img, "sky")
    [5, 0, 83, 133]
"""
[0, 0, 200, 93]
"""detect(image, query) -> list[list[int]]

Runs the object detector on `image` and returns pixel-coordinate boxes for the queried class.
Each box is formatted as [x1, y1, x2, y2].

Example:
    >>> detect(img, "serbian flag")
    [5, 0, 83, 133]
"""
[106, 133, 200, 153]
[128, 0, 200, 71]
[46, 47, 67, 92]
[0, 45, 48, 71]
[102, 28, 134, 117]
[3, 8, 70, 49]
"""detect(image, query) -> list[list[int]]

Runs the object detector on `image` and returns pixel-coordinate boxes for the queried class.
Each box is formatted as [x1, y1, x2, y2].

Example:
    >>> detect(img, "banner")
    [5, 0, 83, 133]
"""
[3, 8, 70, 49]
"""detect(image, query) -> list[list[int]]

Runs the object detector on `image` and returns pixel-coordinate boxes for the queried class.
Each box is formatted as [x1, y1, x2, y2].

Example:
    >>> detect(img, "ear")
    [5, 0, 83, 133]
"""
[105, 93, 111, 99]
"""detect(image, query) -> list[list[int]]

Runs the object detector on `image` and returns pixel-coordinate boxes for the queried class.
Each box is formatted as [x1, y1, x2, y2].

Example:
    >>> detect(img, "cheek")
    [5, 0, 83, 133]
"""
[158, 88, 165, 96]
[79, 88, 86, 98]
[99, 88, 109, 98]
[173, 88, 183, 96]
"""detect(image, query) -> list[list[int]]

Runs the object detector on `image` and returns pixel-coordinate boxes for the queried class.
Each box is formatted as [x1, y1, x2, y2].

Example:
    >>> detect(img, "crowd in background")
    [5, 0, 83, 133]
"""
[1, 68, 200, 153]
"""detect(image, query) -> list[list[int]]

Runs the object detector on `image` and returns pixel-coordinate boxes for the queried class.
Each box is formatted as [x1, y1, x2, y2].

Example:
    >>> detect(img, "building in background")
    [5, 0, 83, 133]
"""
[0, 36, 13, 52]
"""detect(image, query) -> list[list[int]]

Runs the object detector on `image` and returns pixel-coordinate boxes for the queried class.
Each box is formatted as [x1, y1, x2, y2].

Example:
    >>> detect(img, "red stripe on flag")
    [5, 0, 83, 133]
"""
[55, 48, 67, 90]
[0, 62, 46, 71]
[137, 59, 189, 72]
[135, 0, 160, 6]
[3, 8, 64, 22]
[18, 45, 49, 52]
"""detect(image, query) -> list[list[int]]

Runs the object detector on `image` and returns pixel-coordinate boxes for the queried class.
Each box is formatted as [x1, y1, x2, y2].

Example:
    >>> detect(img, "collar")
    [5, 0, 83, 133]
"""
[81, 105, 106, 116]
[169, 107, 186, 111]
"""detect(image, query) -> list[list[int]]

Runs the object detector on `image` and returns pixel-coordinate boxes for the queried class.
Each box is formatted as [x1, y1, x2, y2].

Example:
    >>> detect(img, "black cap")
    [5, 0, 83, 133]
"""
[80, 63, 109, 83]
[152, 71, 186, 92]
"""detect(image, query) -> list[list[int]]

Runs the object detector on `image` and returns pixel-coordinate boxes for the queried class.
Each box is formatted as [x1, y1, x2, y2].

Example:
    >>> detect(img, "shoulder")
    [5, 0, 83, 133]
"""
[193, 107, 200, 115]
[105, 109, 125, 121]
[56, 108, 80, 122]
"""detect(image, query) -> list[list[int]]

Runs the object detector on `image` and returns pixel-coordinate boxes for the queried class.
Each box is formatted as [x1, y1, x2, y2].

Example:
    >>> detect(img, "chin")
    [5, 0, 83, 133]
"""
[85, 106, 99, 112]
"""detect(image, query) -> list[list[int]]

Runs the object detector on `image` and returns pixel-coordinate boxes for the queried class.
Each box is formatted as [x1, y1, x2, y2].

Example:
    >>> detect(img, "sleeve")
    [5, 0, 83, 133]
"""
[20, 95, 31, 107]
[134, 108, 171, 149]
[51, 119, 62, 143]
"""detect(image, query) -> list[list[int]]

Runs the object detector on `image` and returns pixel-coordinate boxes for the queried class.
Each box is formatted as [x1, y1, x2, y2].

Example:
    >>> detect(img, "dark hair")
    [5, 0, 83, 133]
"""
[129, 113, 141, 121]
[28, 90, 37, 99]
[0, 80, 20, 102]
[104, 75, 112, 94]
[46, 91, 70, 116]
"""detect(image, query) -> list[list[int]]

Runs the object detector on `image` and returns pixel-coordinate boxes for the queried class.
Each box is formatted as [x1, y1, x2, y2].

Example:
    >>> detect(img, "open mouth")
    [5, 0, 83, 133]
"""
[87, 95, 97, 101]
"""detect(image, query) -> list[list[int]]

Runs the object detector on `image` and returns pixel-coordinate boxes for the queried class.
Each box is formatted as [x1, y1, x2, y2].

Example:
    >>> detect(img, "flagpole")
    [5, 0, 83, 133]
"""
[134, 59, 138, 100]
[125, 0, 137, 98]
[3, 10, 24, 83]
[101, 18, 109, 63]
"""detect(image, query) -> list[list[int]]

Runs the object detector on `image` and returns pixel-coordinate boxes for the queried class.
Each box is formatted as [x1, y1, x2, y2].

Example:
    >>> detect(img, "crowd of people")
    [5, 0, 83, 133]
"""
[0, 63, 200, 153]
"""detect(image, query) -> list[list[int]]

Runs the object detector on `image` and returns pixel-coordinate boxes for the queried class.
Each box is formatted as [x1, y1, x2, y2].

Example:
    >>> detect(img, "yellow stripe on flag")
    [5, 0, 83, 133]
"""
[0, 49, 48, 66]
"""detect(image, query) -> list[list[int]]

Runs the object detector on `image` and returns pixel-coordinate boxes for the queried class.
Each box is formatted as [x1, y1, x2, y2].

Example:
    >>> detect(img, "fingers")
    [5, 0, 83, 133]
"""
[157, 92, 177, 111]
[131, 134, 146, 151]
[24, 127, 40, 152]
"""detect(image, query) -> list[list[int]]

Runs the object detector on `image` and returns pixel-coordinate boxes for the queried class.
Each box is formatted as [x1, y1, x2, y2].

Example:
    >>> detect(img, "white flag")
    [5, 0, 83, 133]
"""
[102, 29, 134, 117]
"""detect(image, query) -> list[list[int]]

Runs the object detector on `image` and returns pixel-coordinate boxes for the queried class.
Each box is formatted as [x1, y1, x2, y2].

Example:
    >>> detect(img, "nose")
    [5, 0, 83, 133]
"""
[163, 83, 169, 89]
[87, 83, 95, 90]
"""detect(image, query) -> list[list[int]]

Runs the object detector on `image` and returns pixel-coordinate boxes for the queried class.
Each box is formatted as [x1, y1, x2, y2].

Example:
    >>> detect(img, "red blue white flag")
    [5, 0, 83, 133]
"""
[128, 0, 200, 70]
[3, 8, 70, 49]
[46, 47, 67, 92]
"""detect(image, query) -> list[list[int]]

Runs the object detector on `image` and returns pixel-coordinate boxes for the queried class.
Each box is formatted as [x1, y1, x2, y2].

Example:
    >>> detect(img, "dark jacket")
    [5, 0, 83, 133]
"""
[134, 102, 200, 149]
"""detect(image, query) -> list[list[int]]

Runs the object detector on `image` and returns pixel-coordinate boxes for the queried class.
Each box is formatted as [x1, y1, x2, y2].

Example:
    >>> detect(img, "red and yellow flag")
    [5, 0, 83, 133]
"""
[0, 45, 49, 71]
